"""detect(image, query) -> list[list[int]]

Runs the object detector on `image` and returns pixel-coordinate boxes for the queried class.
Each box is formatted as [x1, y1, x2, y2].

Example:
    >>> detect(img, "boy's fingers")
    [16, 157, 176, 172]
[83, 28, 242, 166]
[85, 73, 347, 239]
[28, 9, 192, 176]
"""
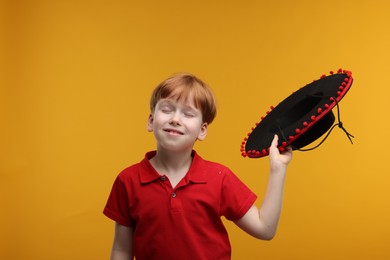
[271, 134, 279, 147]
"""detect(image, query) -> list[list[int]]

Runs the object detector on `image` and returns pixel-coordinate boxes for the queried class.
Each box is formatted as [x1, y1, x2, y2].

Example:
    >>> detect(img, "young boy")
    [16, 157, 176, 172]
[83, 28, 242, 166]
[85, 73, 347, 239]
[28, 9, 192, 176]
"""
[103, 73, 293, 260]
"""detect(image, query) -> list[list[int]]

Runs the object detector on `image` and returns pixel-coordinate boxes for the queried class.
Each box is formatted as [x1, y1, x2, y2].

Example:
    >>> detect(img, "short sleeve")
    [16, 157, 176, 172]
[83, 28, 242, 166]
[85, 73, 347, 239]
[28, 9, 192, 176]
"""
[220, 168, 257, 221]
[103, 175, 133, 227]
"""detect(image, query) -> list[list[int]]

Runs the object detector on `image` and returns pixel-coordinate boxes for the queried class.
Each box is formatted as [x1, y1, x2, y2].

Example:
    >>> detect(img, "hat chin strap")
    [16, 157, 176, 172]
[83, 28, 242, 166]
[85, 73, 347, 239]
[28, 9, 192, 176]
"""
[279, 96, 354, 152]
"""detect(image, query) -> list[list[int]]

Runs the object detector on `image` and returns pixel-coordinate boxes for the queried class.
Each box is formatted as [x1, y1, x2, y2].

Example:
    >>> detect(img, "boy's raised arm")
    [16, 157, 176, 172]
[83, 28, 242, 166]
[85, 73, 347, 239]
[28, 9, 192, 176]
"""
[234, 134, 292, 240]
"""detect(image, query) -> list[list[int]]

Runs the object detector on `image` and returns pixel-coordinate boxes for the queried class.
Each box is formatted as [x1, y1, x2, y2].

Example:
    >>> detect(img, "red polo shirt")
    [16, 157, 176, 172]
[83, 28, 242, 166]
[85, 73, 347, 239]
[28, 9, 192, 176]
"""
[104, 151, 257, 260]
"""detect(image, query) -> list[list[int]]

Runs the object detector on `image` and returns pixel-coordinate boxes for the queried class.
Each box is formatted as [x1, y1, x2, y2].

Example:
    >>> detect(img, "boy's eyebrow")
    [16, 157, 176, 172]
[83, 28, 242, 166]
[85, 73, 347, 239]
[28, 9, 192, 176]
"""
[157, 99, 176, 107]
[182, 102, 199, 112]
[159, 98, 198, 110]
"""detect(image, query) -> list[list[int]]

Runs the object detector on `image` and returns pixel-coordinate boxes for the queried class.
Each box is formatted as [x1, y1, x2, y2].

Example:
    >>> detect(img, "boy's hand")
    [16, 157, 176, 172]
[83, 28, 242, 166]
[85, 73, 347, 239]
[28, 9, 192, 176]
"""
[269, 134, 293, 171]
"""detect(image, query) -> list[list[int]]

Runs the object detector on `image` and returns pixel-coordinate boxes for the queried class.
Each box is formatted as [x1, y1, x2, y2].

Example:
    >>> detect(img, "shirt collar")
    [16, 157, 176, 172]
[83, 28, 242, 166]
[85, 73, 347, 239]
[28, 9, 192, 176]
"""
[139, 150, 208, 184]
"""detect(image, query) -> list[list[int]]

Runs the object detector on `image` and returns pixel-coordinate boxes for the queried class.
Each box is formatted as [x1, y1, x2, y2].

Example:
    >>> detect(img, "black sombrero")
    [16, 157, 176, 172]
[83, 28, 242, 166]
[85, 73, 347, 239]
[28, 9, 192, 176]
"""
[241, 68, 354, 158]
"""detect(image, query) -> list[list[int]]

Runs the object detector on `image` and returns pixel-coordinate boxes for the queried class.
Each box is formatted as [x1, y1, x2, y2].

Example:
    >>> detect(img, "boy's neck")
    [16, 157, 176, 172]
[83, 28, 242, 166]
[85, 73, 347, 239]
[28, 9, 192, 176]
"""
[149, 149, 193, 185]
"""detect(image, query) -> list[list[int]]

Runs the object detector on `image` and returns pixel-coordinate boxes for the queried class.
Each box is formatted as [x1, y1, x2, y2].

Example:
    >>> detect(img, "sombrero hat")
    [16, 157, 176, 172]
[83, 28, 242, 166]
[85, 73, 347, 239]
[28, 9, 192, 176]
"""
[241, 68, 354, 158]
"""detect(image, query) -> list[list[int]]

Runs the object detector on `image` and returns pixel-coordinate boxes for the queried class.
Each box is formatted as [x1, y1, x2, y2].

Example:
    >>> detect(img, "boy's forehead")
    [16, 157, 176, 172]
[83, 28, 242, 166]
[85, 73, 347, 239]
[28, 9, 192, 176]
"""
[165, 90, 196, 105]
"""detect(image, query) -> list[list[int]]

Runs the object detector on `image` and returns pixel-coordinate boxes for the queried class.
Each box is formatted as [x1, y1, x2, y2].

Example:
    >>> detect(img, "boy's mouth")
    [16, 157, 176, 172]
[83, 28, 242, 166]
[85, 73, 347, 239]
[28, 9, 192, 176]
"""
[164, 128, 184, 135]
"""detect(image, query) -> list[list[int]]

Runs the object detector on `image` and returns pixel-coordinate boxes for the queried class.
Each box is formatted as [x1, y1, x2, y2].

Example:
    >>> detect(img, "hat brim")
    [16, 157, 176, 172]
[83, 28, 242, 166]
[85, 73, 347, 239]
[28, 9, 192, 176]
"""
[241, 69, 353, 158]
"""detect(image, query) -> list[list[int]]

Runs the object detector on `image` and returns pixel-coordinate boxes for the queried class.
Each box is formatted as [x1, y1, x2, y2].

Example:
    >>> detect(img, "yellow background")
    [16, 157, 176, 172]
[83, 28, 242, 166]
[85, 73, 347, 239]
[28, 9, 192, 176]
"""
[1, 0, 390, 259]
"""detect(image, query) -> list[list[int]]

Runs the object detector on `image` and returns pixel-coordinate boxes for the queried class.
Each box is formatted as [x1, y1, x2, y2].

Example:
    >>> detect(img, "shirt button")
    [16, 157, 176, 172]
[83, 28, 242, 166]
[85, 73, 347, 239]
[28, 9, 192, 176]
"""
[160, 176, 166, 181]
[171, 192, 177, 198]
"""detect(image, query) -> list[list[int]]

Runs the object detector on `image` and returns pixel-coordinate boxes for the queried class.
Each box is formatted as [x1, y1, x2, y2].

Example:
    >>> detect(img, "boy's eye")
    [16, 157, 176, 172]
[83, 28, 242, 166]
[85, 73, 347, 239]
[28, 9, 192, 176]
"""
[184, 112, 195, 117]
[160, 105, 173, 113]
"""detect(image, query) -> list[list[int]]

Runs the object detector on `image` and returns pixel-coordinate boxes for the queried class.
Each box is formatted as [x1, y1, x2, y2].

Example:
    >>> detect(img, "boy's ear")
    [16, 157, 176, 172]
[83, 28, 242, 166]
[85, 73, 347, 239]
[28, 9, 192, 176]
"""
[147, 114, 154, 132]
[197, 123, 208, 141]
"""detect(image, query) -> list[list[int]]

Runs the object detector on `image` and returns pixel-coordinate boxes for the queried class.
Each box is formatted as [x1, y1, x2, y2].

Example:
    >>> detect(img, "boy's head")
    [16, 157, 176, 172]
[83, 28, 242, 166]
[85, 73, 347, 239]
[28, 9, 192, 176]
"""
[150, 73, 217, 124]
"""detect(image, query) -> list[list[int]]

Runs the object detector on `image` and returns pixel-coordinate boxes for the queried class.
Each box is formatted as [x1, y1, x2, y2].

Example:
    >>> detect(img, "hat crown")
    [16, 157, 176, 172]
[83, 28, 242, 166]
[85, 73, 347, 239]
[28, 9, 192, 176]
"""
[269, 92, 324, 133]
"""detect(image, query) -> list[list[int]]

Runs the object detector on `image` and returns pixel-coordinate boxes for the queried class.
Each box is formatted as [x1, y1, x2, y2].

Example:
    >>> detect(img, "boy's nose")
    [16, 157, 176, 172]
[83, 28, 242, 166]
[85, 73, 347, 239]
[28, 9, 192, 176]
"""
[170, 111, 181, 125]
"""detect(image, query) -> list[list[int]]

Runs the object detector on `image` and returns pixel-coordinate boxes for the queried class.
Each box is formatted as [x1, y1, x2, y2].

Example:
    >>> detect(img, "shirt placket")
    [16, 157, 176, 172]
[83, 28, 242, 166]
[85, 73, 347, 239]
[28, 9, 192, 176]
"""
[159, 175, 187, 212]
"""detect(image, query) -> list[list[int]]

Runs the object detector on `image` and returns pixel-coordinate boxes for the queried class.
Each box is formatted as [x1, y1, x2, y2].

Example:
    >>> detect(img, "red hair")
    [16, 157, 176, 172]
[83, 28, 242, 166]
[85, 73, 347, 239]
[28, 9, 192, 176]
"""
[150, 73, 217, 124]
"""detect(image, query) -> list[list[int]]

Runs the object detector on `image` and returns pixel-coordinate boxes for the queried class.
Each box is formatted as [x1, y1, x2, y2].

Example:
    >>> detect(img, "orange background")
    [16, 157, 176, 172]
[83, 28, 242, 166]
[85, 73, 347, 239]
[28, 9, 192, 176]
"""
[1, 0, 390, 259]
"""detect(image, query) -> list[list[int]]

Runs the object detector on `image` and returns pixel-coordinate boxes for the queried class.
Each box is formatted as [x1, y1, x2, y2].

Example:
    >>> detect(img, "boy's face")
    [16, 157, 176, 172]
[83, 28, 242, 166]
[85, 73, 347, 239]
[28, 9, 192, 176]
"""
[147, 94, 208, 153]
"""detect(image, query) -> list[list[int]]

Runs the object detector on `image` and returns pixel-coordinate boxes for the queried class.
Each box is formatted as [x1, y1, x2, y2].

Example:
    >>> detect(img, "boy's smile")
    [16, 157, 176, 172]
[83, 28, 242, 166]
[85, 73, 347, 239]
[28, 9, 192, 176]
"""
[164, 128, 184, 135]
[147, 96, 208, 152]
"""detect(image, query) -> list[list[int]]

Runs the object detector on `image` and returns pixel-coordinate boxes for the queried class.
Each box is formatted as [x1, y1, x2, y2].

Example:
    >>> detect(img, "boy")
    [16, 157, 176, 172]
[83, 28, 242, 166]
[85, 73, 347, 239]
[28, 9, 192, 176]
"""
[103, 73, 293, 260]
